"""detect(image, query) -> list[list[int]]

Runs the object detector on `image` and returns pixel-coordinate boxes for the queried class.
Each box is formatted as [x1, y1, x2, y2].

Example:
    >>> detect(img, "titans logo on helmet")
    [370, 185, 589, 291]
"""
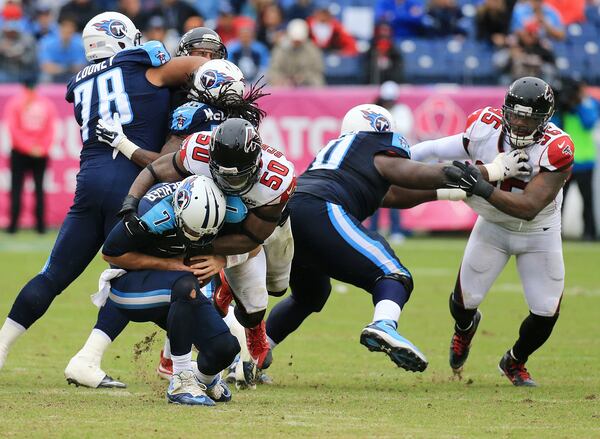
[361, 110, 391, 132]
[201, 70, 235, 89]
[176, 176, 196, 210]
[93, 19, 126, 39]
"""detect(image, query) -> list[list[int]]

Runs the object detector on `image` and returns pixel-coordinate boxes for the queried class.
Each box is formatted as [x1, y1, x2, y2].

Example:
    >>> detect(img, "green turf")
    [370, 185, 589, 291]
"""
[0, 232, 599, 438]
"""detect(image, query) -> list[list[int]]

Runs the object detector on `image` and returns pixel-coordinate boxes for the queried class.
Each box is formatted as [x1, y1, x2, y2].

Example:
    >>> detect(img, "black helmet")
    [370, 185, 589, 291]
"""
[209, 118, 262, 195]
[176, 27, 227, 59]
[502, 76, 555, 148]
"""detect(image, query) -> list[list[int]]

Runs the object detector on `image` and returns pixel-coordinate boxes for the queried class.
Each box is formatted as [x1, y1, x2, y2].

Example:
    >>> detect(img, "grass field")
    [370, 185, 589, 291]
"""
[0, 232, 599, 438]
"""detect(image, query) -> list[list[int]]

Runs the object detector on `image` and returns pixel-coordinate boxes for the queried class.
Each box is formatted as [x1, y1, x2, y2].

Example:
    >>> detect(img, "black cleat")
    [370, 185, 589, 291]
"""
[498, 351, 537, 387]
[449, 310, 482, 371]
[67, 375, 127, 389]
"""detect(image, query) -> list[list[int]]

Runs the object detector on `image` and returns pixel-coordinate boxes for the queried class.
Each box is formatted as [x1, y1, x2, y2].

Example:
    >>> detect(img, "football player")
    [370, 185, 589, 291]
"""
[118, 118, 296, 383]
[94, 58, 268, 385]
[411, 76, 572, 386]
[87, 175, 240, 405]
[0, 12, 210, 377]
[264, 103, 529, 373]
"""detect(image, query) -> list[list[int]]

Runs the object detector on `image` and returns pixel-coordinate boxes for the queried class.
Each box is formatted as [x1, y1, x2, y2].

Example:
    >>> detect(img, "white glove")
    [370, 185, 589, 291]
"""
[484, 150, 532, 182]
[96, 113, 125, 148]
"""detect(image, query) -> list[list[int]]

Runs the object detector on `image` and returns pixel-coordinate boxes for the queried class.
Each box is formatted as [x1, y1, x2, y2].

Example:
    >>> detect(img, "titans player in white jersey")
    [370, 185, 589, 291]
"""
[411, 77, 574, 386]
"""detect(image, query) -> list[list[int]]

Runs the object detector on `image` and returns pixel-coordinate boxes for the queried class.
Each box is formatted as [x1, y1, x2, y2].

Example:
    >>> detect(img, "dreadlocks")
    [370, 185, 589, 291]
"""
[187, 77, 269, 128]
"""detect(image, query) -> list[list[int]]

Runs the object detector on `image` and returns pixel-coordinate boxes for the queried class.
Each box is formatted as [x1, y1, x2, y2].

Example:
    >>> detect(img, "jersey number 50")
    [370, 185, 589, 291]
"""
[73, 67, 133, 142]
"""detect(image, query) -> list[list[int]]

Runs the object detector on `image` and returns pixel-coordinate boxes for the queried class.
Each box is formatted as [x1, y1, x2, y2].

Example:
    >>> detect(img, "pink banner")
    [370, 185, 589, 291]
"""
[0, 84, 505, 230]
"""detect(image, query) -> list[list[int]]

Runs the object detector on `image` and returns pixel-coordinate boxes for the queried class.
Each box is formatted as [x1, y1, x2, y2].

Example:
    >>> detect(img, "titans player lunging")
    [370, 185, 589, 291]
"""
[0, 12, 208, 379]
[265, 104, 529, 372]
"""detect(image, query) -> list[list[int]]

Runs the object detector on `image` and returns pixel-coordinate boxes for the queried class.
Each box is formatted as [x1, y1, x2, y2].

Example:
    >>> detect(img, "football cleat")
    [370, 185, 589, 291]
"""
[225, 354, 240, 384]
[256, 370, 273, 385]
[245, 321, 272, 370]
[498, 351, 537, 387]
[360, 319, 428, 372]
[205, 374, 232, 402]
[157, 349, 173, 380]
[238, 360, 257, 390]
[449, 310, 482, 371]
[213, 271, 234, 317]
[65, 354, 126, 388]
[167, 371, 215, 406]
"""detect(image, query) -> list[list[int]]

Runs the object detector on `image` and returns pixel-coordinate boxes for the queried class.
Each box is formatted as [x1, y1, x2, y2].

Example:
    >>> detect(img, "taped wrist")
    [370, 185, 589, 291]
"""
[483, 162, 503, 182]
[226, 253, 250, 268]
[116, 137, 140, 160]
[436, 188, 467, 201]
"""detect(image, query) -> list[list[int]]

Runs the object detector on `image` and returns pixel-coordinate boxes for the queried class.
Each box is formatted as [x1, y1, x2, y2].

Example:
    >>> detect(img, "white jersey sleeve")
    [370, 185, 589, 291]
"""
[179, 131, 213, 178]
[463, 106, 504, 159]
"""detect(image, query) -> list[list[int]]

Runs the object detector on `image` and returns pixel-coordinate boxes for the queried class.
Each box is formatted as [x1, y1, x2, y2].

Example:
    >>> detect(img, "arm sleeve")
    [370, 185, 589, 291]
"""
[410, 133, 468, 162]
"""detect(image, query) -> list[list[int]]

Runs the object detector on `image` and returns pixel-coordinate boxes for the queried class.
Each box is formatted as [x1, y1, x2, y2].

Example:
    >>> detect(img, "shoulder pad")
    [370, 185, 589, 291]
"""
[116, 41, 171, 67]
[171, 103, 205, 132]
[140, 198, 176, 235]
[225, 196, 248, 223]
[541, 134, 574, 172]
[464, 107, 502, 142]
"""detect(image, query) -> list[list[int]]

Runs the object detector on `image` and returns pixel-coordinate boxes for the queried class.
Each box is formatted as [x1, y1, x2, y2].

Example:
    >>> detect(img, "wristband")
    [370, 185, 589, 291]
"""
[116, 138, 140, 160]
[225, 253, 250, 268]
[483, 162, 503, 182]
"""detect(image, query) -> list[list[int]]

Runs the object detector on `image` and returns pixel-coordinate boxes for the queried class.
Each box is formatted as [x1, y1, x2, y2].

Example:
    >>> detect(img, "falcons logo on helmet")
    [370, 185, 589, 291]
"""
[93, 19, 126, 39]
[361, 110, 391, 132]
[201, 70, 235, 89]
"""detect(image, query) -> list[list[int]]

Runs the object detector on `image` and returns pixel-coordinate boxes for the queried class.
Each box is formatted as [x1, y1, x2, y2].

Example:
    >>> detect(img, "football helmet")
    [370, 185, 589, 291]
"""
[209, 118, 262, 195]
[340, 104, 396, 135]
[192, 59, 245, 100]
[82, 12, 141, 62]
[172, 175, 227, 244]
[502, 76, 555, 148]
[176, 27, 227, 59]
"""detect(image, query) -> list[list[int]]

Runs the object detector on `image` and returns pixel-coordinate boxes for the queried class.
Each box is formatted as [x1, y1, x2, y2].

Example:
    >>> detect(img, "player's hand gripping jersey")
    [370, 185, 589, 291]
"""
[296, 131, 411, 221]
[463, 107, 574, 231]
[179, 131, 296, 209]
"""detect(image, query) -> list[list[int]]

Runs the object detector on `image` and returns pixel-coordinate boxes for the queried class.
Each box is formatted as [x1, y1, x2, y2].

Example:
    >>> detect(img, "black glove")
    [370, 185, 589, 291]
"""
[118, 195, 149, 238]
[445, 161, 495, 199]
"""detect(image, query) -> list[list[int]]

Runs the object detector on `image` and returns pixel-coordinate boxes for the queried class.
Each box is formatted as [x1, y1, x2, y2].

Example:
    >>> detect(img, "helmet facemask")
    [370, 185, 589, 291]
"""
[209, 154, 261, 195]
[502, 104, 551, 149]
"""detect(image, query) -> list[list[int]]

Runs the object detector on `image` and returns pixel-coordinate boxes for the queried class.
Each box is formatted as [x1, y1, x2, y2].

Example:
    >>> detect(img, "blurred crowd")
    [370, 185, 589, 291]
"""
[0, 0, 599, 86]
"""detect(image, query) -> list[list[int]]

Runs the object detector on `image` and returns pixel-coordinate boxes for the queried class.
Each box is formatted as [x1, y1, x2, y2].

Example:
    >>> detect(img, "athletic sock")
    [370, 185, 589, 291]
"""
[266, 335, 278, 350]
[171, 352, 193, 375]
[163, 338, 171, 360]
[76, 329, 112, 365]
[0, 318, 26, 368]
[194, 366, 218, 387]
[372, 299, 401, 324]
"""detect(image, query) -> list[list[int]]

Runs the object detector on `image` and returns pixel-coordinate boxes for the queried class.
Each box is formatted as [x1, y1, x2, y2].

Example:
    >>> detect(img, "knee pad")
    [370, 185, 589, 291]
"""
[234, 305, 265, 328]
[375, 272, 414, 296]
[197, 332, 241, 375]
[171, 275, 204, 305]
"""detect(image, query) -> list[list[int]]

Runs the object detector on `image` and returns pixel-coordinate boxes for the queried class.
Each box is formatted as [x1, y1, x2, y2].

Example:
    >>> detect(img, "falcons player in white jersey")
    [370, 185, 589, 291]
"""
[121, 118, 296, 382]
[411, 77, 574, 387]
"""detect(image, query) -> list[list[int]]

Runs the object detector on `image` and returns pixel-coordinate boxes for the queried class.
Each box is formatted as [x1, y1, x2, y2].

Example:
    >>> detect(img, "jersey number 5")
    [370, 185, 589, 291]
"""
[73, 67, 133, 142]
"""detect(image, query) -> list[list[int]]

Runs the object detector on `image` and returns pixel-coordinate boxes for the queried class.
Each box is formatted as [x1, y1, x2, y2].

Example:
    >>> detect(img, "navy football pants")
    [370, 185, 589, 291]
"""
[266, 193, 412, 344]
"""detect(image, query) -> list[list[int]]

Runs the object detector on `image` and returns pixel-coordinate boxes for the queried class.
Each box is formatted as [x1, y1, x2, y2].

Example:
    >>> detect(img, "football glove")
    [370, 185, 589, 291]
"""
[96, 113, 140, 159]
[118, 195, 150, 238]
[484, 150, 531, 182]
[447, 161, 495, 199]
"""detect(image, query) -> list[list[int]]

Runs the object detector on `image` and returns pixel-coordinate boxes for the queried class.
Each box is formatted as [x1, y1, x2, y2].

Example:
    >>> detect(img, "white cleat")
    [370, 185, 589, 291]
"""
[167, 371, 215, 406]
[64, 354, 126, 388]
